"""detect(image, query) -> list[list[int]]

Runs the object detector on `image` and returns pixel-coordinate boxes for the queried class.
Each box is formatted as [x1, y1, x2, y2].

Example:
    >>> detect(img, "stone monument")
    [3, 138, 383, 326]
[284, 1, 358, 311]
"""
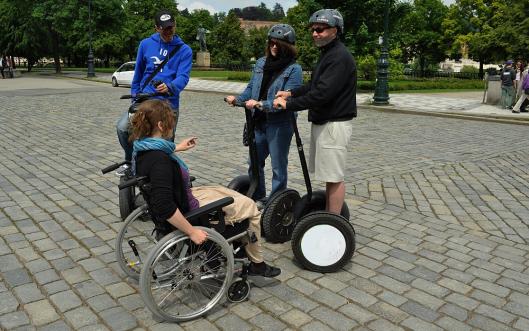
[196, 26, 210, 67]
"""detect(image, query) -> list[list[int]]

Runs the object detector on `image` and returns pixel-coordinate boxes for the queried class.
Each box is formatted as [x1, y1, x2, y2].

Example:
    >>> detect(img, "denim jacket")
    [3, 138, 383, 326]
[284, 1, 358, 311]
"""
[237, 57, 303, 120]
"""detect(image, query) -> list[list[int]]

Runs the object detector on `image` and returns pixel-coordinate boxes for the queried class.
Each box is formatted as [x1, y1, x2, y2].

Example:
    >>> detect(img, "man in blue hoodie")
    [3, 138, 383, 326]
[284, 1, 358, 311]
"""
[117, 9, 193, 162]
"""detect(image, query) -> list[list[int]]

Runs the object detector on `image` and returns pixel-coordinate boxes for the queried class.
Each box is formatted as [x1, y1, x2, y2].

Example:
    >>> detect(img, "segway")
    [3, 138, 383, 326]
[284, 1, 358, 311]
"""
[260, 110, 355, 273]
[101, 161, 138, 220]
[224, 99, 260, 199]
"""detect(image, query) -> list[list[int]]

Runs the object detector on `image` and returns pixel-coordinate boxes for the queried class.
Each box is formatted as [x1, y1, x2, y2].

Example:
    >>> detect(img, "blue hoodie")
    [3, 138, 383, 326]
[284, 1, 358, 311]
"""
[131, 33, 192, 111]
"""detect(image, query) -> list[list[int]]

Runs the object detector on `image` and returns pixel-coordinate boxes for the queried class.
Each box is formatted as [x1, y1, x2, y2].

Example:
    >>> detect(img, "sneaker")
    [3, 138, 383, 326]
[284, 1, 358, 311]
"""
[512, 110, 520, 113]
[248, 262, 281, 278]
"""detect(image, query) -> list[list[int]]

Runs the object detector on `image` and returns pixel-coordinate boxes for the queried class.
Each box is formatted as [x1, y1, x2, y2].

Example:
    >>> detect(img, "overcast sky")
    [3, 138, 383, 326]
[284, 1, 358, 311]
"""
[177, 0, 456, 14]
[177, 0, 298, 14]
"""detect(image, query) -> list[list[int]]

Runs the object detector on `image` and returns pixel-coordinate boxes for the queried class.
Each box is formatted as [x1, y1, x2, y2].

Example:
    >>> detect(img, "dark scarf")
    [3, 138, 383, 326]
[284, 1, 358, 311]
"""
[258, 55, 293, 101]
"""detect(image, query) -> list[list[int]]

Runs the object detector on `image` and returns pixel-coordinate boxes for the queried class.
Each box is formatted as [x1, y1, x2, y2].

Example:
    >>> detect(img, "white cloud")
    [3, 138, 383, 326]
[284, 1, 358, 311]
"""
[178, 1, 218, 13]
[177, 1, 297, 15]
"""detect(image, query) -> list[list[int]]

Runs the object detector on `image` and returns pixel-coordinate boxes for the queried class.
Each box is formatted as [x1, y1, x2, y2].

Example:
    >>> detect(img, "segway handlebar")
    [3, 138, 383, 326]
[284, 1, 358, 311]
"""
[101, 161, 130, 174]
[120, 92, 166, 100]
[118, 176, 147, 190]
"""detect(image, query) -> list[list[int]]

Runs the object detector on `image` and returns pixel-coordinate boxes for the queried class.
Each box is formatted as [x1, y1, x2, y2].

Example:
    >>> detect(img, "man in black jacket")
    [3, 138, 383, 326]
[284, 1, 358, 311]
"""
[273, 9, 356, 215]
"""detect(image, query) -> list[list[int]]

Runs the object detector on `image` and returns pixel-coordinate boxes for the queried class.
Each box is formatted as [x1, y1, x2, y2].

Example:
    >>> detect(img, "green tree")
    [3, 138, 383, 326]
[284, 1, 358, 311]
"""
[272, 3, 285, 20]
[210, 11, 248, 65]
[121, 0, 179, 61]
[0, 0, 48, 71]
[283, 0, 320, 68]
[245, 27, 268, 60]
[442, 0, 497, 78]
[397, 0, 448, 75]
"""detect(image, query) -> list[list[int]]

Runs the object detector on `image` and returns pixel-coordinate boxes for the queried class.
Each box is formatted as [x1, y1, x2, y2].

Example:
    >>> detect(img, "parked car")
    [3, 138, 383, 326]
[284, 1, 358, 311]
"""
[112, 61, 135, 87]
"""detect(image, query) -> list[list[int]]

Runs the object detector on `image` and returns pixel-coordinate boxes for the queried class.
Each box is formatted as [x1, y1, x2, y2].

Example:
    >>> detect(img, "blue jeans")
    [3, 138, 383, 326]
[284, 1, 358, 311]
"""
[116, 109, 179, 161]
[249, 121, 294, 200]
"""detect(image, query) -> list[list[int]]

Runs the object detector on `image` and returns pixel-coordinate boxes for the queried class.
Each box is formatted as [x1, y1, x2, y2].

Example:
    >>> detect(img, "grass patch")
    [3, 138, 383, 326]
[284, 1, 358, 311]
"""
[358, 79, 485, 92]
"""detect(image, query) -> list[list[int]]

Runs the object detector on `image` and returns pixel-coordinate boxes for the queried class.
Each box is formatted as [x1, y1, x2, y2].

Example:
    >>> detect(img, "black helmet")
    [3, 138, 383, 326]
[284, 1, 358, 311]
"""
[267, 24, 296, 45]
[309, 9, 344, 34]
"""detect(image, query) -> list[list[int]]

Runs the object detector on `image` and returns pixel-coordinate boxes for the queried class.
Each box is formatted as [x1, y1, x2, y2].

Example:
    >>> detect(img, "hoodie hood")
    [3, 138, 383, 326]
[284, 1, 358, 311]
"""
[149, 33, 184, 47]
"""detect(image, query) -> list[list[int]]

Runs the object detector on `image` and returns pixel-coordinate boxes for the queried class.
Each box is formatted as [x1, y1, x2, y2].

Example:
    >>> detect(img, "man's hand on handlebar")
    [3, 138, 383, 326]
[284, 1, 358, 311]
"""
[275, 90, 291, 99]
[273, 97, 287, 110]
[175, 137, 198, 152]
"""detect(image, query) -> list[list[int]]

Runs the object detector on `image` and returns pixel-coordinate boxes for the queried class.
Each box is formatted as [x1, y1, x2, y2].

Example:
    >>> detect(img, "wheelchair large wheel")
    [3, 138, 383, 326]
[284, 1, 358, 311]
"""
[227, 175, 250, 195]
[115, 205, 156, 280]
[291, 212, 355, 273]
[261, 189, 301, 243]
[139, 227, 234, 322]
[119, 176, 135, 220]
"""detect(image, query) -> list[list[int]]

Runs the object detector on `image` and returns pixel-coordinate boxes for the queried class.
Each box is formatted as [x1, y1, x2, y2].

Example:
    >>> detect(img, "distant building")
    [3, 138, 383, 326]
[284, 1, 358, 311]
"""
[238, 19, 277, 33]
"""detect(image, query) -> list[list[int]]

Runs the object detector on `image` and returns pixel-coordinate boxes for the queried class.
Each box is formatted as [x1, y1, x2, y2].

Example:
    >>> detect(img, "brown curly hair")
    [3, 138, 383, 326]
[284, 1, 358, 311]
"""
[129, 99, 175, 141]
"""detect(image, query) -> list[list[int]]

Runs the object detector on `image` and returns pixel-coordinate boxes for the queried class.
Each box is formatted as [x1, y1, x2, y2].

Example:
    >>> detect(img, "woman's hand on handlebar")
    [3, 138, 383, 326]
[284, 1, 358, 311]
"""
[189, 228, 208, 245]
[245, 99, 260, 109]
[273, 97, 287, 110]
[225, 95, 236, 105]
[175, 137, 198, 152]
[155, 83, 170, 94]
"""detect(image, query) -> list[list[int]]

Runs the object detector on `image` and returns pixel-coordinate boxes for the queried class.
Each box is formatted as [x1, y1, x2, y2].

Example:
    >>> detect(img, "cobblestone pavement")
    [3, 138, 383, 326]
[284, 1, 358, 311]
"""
[1, 77, 529, 331]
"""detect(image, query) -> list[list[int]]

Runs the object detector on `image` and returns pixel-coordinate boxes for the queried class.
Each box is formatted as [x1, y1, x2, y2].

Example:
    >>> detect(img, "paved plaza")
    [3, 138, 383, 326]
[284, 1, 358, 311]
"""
[0, 76, 529, 331]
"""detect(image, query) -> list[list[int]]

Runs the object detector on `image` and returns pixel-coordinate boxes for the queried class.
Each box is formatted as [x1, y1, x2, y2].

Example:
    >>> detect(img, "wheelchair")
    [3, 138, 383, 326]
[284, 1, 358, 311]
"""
[115, 175, 256, 322]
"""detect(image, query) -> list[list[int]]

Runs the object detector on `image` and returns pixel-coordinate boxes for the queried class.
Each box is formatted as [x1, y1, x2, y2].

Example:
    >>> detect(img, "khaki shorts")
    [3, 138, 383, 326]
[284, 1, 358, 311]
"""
[309, 120, 353, 182]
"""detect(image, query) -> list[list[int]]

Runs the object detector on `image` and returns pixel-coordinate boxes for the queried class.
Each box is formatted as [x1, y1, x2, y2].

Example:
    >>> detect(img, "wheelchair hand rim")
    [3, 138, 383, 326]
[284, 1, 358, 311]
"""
[299, 224, 347, 267]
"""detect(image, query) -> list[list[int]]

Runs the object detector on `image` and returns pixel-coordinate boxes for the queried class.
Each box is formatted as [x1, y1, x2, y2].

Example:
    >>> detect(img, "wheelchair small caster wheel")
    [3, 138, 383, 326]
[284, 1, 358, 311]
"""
[227, 279, 250, 303]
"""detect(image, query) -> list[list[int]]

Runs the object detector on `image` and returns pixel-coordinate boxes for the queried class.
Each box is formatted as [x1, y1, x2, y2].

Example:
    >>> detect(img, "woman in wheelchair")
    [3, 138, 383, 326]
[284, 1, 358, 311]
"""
[130, 99, 281, 278]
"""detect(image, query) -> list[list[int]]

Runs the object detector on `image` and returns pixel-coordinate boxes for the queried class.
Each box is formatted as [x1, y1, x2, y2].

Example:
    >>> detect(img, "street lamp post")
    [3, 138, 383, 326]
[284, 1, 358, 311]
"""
[87, 0, 96, 77]
[373, 0, 390, 104]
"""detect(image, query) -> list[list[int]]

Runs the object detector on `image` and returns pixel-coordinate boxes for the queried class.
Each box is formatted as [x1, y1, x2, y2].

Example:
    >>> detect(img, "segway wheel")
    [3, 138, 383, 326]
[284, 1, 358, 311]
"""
[262, 189, 301, 243]
[227, 175, 250, 195]
[291, 211, 355, 273]
[227, 279, 251, 303]
[304, 190, 350, 220]
[119, 176, 135, 221]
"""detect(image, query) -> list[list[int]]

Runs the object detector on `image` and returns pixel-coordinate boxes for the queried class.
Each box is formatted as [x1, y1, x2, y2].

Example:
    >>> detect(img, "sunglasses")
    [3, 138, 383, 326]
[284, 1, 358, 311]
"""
[310, 26, 331, 34]
[269, 40, 279, 47]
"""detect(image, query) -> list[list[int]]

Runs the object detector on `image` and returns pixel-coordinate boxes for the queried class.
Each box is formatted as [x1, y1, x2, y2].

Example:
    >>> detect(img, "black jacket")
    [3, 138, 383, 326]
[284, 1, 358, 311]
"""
[287, 39, 357, 124]
[136, 150, 189, 227]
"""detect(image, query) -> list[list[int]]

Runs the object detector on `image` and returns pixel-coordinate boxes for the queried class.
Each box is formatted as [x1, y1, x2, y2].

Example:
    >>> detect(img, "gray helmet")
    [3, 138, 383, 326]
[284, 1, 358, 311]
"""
[309, 9, 344, 34]
[267, 24, 296, 45]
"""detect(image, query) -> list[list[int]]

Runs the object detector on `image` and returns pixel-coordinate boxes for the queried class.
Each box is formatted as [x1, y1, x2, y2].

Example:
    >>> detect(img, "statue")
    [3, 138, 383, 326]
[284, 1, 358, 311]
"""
[196, 26, 209, 52]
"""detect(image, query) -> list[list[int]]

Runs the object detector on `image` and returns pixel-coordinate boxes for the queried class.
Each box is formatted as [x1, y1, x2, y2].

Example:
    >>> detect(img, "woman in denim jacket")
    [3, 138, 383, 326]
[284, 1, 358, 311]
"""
[226, 24, 303, 207]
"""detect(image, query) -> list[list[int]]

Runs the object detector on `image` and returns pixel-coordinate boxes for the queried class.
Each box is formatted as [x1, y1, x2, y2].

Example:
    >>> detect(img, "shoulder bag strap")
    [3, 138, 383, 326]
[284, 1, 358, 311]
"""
[140, 44, 183, 91]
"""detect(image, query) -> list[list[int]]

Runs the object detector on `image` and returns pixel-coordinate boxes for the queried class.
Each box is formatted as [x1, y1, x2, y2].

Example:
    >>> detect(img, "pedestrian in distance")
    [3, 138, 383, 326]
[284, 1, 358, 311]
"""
[116, 9, 193, 162]
[512, 62, 529, 113]
[225, 24, 303, 208]
[500, 60, 516, 110]
[273, 9, 357, 215]
[0, 56, 4, 79]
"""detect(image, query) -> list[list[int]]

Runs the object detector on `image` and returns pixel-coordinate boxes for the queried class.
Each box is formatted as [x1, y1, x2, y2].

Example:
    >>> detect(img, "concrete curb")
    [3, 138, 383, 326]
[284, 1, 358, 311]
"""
[361, 104, 529, 126]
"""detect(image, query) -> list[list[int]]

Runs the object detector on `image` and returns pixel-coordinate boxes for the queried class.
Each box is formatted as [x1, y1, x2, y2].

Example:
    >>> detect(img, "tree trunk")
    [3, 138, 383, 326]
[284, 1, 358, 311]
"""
[478, 57, 484, 79]
[51, 31, 61, 73]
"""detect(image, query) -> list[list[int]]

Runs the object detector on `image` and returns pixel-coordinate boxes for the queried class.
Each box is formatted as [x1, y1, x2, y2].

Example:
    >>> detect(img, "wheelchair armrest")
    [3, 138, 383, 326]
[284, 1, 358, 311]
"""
[184, 197, 234, 224]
